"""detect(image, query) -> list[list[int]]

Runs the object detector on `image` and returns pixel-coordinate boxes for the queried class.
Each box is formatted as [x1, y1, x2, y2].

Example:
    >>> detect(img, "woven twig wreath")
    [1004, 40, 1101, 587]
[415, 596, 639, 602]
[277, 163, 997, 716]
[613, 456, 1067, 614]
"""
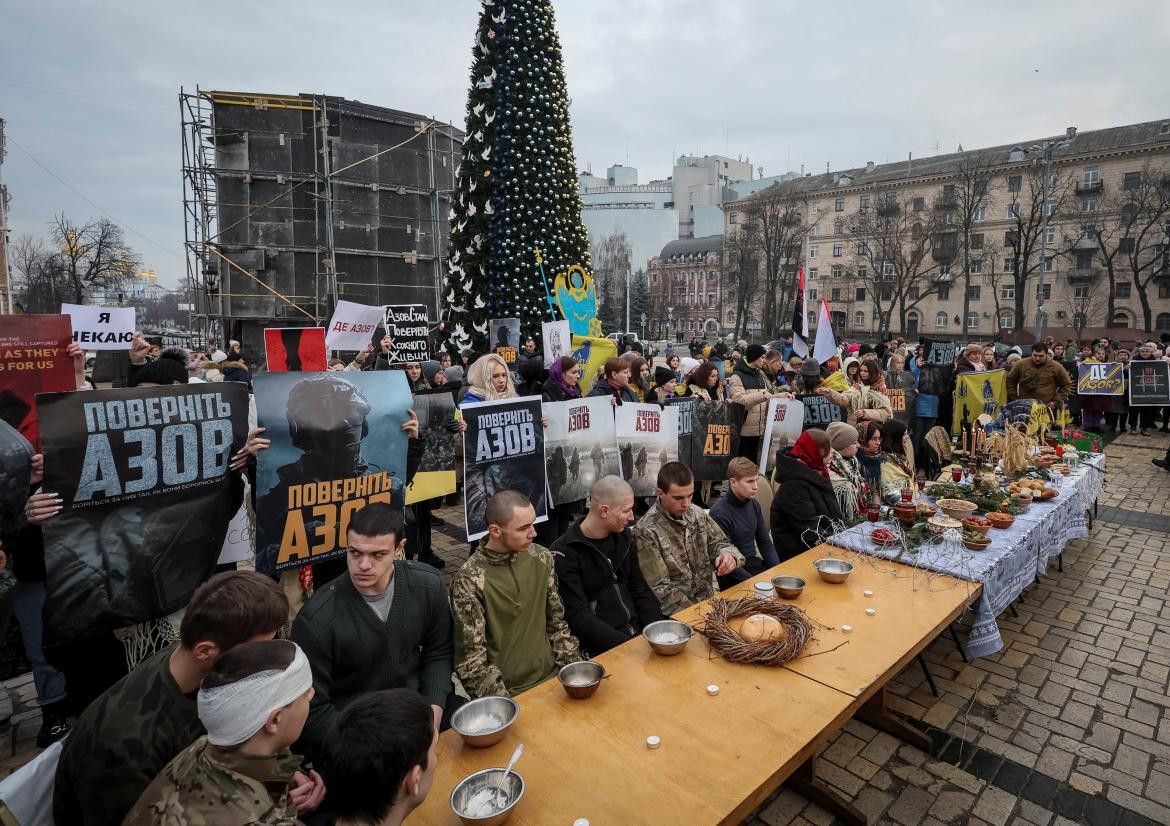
[695, 597, 818, 666]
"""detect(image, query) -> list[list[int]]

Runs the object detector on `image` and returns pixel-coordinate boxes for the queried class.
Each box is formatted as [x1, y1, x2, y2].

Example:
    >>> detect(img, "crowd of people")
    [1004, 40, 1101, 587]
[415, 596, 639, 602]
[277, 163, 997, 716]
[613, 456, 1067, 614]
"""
[2, 324, 1168, 824]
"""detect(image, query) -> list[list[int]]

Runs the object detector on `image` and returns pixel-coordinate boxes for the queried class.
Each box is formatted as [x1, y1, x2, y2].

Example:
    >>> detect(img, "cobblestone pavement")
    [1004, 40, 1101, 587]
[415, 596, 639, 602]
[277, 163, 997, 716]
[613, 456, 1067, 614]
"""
[2, 432, 1166, 826]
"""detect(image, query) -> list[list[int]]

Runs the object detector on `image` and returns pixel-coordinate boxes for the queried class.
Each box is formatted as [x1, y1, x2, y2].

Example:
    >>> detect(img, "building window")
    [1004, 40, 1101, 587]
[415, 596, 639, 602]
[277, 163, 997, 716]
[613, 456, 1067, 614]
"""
[913, 197, 925, 211]
[831, 265, 843, 278]
[967, 285, 981, 300]
[709, 270, 717, 280]
[1001, 285, 1015, 299]
[808, 289, 818, 301]
[1045, 199, 1057, 217]
[908, 286, 919, 299]
[969, 261, 982, 275]
[882, 261, 894, 277]
[1114, 282, 1131, 298]
[855, 287, 866, 301]
[729, 211, 738, 225]
[834, 219, 844, 234]
[935, 311, 948, 329]
[809, 246, 818, 259]
[971, 233, 984, 249]
[835, 198, 845, 212]
[857, 265, 868, 279]
[999, 310, 1015, 329]
[1081, 198, 1097, 212]
[812, 203, 822, 215]
[937, 285, 951, 301]
[859, 195, 871, 209]
[1156, 312, 1170, 331]
[974, 206, 987, 222]
[833, 244, 843, 257]
[808, 267, 818, 280]
[1006, 203, 1020, 219]
[1042, 256, 1054, 273]
[831, 288, 841, 302]
[1111, 311, 1131, 328]
[1123, 171, 1141, 191]
[1003, 257, 1015, 273]
[1083, 165, 1099, 185]
[1008, 175, 1021, 192]
[1161, 283, 1170, 299]
[708, 294, 716, 306]
[810, 223, 819, 236]
[1119, 237, 1135, 252]
[1036, 283, 1052, 299]
[857, 242, 869, 255]
[940, 264, 951, 276]
[1044, 226, 1055, 244]
[1076, 251, 1094, 270]
[967, 311, 980, 329]
[855, 311, 865, 327]
[1073, 286, 1090, 299]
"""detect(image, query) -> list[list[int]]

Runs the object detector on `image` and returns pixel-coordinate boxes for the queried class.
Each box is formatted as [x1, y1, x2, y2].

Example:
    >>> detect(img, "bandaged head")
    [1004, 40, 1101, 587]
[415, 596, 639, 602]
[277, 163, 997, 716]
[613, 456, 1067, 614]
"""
[198, 640, 313, 747]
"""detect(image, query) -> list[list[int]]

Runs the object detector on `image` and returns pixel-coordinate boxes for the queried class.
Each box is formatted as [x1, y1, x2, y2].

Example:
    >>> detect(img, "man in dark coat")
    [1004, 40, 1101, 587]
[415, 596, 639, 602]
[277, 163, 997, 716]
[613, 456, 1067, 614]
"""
[550, 476, 662, 655]
[769, 430, 843, 559]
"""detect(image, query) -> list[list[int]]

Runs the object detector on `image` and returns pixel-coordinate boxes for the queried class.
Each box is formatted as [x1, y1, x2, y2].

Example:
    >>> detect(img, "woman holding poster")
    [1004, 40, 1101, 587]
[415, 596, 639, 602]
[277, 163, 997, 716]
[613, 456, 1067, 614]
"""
[539, 357, 588, 542]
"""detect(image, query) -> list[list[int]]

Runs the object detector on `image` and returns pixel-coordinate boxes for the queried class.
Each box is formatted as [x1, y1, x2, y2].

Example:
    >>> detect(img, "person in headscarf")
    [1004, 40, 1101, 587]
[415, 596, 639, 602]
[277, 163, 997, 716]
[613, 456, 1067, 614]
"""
[769, 430, 843, 558]
[878, 419, 915, 493]
[825, 421, 866, 521]
[542, 356, 583, 403]
[461, 353, 516, 406]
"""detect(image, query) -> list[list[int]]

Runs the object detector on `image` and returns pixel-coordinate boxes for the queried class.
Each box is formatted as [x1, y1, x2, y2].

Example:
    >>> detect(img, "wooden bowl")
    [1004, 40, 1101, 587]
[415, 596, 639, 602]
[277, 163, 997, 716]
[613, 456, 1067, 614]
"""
[937, 498, 978, 521]
[985, 512, 1015, 530]
[962, 517, 991, 536]
[963, 537, 992, 551]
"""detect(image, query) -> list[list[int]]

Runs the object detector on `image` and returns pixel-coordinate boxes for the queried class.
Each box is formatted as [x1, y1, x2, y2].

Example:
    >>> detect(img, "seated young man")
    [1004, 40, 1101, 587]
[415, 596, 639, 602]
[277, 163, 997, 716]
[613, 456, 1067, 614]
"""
[124, 639, 320, 824]
[634, 462, 744, 615]
[316, 688, 439, 826]
[291, 502, 454, 759]
[452, 490, 580, 698]
[710, 457, 780, 587]
[550, 475, 663, 655]
[53, 571, 295, 826]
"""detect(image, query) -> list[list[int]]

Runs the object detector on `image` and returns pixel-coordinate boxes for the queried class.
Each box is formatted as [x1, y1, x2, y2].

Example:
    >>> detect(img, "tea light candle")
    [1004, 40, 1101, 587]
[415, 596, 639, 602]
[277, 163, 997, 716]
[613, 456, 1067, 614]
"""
[646, 735, 661, 749]
[863, 589, 874, 597]
[574, 820, 591, 826]
[706, 684, 720, 696]
[842, 624, 853, 633]
[865, 608, 877, 616]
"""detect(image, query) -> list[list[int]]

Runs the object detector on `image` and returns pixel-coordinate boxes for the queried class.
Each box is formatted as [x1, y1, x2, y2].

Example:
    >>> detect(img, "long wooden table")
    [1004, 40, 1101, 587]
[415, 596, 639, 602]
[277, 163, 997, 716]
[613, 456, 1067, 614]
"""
[412, 545, 980, 825]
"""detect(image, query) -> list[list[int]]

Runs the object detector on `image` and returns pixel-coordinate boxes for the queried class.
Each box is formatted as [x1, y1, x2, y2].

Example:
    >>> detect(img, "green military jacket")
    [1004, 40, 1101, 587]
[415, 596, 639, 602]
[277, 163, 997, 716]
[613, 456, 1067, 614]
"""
[451, 542, 580, 699]
[634, 502, 744, 615]
[123, 736, 303, 826]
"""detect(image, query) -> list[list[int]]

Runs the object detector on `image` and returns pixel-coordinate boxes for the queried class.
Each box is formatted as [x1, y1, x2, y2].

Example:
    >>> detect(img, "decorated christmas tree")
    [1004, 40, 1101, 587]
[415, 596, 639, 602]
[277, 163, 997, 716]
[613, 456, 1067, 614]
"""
[443, 0, 594, 352]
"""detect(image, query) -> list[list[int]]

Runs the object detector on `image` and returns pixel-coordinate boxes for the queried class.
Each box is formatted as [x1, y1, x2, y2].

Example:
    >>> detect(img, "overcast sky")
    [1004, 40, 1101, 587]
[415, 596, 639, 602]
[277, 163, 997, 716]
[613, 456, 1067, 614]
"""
[3, 0, 1168, 290]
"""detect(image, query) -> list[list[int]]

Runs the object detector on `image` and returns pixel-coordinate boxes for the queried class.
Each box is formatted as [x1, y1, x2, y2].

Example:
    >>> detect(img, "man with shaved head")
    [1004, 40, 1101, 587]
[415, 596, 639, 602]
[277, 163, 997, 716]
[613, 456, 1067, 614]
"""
[550, 476, 663, 655]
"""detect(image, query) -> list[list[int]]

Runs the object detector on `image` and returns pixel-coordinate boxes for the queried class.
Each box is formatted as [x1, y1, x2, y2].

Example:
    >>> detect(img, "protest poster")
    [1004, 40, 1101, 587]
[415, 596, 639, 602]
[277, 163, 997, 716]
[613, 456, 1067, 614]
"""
[37, 383, 249, 646]
[384, 304, 431, 363]
[542, 320, 572, 367]
[666, 396, 696, 476]
[462, 396, 547, 541]
[216, 482, 256, 566]
[918, 339, 957, 398]
[884, 371, 917, 426]
[253, 371, 411, 573]
[0, 314, 75, 449]
[543, 396, 619, 506]
[324, 299, 385, 351]
[758, 398, 805, 474]
[0, 421, 34, 534]
[489, 318, 520, 367]
[666, 397, 742, 481]
[798, 393, 844, 430]
[405, 389, 458, 505]
[263, 327, 328, 373]
[1128, 360, 1170, 406]
[614, 402, 679, 497]
[953, 369, 1007, 434]
[60, 303, 135, 351]
[1076, 363, 1124, 396]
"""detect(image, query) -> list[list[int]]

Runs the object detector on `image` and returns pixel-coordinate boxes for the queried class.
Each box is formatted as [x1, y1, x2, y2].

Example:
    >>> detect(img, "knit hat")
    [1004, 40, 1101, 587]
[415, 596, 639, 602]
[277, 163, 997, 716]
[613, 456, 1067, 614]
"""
[653, 366, 676, 387]
[858, 343, 875, 356]
[745, 344, 767, 363]
[826, 421, 859, 451]
[421, 360, 444, 385]
[679, 357, 700, 376]
[130, 348, 190, 386]
[443, 365, 464, 384]
[800, 358, 821, 377]
[846, 343, 860, 354]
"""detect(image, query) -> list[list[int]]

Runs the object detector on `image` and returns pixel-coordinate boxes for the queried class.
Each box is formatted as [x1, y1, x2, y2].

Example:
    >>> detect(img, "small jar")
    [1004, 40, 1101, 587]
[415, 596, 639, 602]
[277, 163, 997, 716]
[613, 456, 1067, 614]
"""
[753, 581, 775, 601]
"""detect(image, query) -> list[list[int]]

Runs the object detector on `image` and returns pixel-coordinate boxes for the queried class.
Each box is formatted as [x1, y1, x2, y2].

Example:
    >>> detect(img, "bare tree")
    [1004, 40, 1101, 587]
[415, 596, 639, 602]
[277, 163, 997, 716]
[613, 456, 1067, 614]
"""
[1004, 166, 1076, 333]
[591, 230, 632, 334]
[1059, 275, 1109, 340]
[845, 193, 945, 337]
[744, 188, 809, 337]
[1117, 163, 1170, 330]
[724, 223, 758, 339]
[10, 234, 66, 312]
[47, 214, 138, 305]
[948, 151, 1000, 341]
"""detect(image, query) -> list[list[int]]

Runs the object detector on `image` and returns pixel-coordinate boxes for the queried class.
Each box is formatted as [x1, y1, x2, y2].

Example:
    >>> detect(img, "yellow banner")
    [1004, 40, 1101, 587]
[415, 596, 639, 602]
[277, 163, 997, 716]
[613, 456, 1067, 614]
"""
[572, 335, 617, 394]
[953, 369, 1006, 434]
[405, 470, 456, 505]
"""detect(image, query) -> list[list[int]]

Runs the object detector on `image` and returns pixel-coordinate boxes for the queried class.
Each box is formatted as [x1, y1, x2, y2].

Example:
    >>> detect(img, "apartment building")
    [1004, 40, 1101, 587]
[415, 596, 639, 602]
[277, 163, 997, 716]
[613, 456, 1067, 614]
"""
[724, 119, 1170, 343]
[646, 235, 725, 340]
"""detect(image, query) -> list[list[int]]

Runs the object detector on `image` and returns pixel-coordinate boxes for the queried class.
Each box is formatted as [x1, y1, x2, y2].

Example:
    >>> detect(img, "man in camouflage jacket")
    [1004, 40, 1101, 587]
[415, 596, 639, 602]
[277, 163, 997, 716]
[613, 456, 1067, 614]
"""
[635, 462, 744, 615]
[452, 491, 579, 698]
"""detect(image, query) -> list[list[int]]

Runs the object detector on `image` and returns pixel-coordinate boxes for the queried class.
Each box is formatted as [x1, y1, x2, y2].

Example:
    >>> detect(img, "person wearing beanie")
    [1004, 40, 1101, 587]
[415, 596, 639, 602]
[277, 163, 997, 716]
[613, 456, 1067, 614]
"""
[128, 347, 191, 387]
[679, 356, 700, 378]
[421, 360, 445, 387]
[858, 343, 876, 361]
[825, 421, 866, 519]
[124, 639, 319, 825]
[648, 365, 678, 405]
[846, 343, 861, 356]
[727, 345, 789, 461]
[794, 357, 823, 393]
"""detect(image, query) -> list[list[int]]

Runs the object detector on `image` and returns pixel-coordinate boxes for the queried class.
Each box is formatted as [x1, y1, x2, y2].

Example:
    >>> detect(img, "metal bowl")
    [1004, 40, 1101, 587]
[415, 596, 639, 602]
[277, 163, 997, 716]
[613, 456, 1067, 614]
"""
[772, 575, 806, 599]
[451, 696, 519, 748]
[643, 619, 694, 655]
[557, 660, 605, 699]
[813, 558, 854, 584]
[451, 767, 524, 825]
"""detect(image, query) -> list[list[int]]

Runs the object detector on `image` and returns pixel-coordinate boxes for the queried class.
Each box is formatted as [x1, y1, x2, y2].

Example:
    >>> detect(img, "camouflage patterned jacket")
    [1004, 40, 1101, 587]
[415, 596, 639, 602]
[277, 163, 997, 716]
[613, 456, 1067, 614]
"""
[452, 542, 580, 698]
[634, 503, 745, 615]
[123, 736, 303, 826]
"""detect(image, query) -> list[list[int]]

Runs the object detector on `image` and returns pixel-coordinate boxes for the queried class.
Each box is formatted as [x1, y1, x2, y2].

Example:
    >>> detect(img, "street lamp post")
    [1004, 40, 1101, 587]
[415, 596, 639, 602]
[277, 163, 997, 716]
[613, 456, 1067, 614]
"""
[1031, 138, 1069, 343]
[666, 306, 674, 342]
[640, 312, 646, 341]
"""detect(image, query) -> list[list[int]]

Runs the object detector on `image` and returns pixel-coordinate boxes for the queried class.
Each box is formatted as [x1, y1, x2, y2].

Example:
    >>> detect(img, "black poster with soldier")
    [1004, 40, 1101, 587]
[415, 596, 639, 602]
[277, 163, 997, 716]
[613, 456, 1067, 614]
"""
[38, 384, 249, 645]
[405, 389, 458, 505]
[798, 393, 844, 430]
[462, 396, 547, 541]
[668, 397, 743, 481]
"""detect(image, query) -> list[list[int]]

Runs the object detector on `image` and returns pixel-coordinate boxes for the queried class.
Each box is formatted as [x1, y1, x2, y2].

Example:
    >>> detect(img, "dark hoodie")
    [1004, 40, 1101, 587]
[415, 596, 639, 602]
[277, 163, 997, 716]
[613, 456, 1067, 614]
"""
[769, 447, 843, 558]
[549, 522, 663, 656]
[710, 488, 779, 580]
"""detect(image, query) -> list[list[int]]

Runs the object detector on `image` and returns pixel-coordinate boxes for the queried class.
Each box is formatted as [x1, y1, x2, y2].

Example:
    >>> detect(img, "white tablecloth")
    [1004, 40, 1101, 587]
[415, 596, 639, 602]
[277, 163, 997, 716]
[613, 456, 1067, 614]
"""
[826, 455, 1106, 659]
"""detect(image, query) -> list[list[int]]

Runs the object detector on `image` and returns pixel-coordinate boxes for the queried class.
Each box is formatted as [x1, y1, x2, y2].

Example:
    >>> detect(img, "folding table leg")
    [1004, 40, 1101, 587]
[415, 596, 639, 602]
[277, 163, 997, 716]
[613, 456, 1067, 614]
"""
[948, 624, 969, 663]
[786, 756, 867, 826]
[918, 654, 940, 697]
[1057, 552, 1063, 573]
[855, 688, 932, 753]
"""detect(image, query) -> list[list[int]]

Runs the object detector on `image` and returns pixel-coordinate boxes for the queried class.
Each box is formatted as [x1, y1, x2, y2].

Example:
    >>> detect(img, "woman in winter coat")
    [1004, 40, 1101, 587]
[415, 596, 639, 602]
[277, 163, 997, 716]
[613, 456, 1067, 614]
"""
[460, 353, 516, 407]
[539, 356, 588, 543]
[954, 343, 987, 375]
[726, 344, 784, 463]
[683, 361, 725, 401]
[588, 357, 639, 405]
[769, 429, 843, 559]
[825, 421, 867, 521]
